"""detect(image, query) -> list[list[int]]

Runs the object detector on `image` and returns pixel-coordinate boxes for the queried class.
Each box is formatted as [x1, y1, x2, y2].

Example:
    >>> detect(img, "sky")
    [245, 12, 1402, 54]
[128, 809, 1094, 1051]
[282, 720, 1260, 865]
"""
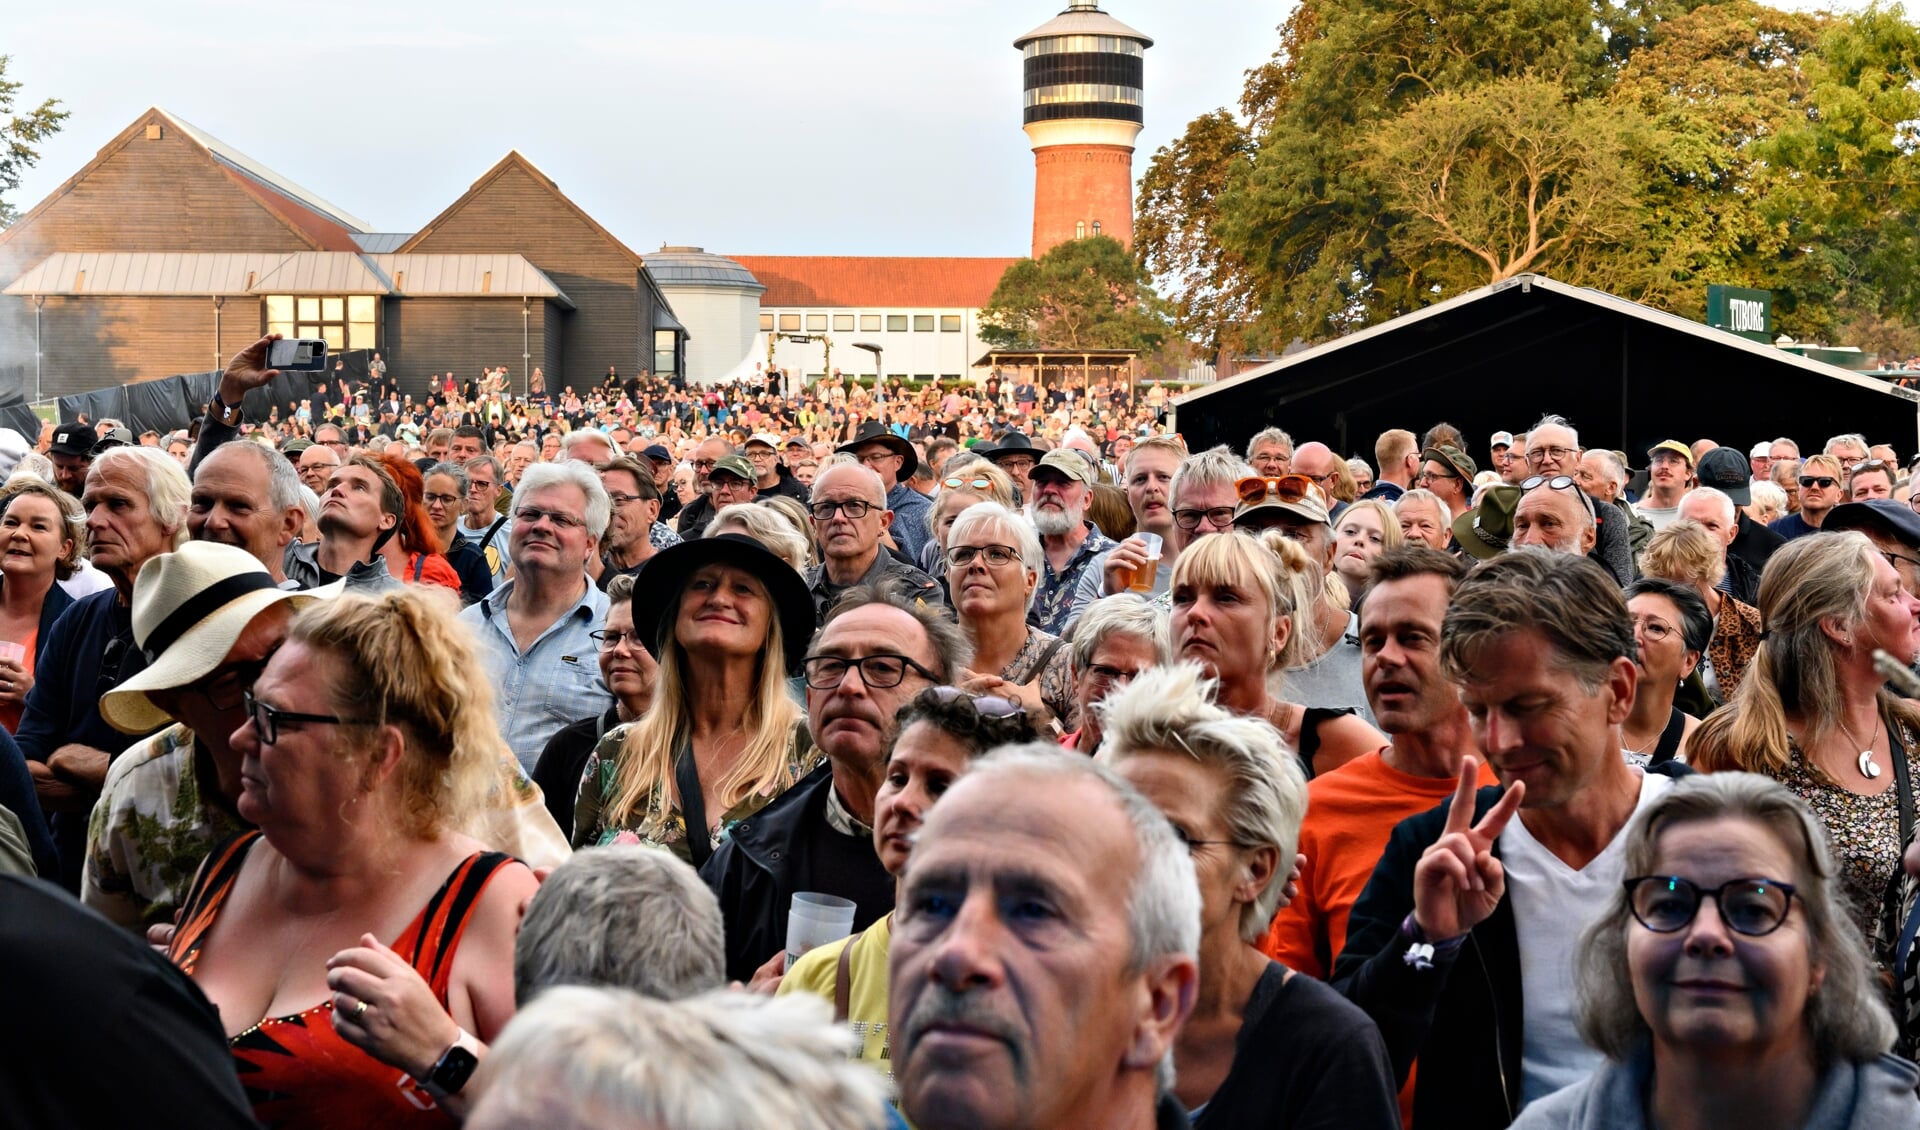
[9, 0, 1288, 258]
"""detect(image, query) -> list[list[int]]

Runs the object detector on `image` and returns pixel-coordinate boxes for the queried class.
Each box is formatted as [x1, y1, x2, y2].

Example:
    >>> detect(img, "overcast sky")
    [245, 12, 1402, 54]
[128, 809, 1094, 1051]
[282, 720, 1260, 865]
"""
[10, 0, 1286, 258]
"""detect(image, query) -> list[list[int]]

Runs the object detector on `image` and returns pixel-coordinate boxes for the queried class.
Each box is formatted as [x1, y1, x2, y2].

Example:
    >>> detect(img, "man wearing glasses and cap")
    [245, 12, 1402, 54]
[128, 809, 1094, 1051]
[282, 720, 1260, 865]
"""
[744, 432, 809, 504]
[839, 422, 932, 565]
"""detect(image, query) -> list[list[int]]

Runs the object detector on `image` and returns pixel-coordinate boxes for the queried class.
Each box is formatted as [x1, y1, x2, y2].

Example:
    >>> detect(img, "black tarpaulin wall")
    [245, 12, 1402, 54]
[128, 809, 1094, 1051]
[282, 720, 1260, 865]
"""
[1172, 275, 1920, 464]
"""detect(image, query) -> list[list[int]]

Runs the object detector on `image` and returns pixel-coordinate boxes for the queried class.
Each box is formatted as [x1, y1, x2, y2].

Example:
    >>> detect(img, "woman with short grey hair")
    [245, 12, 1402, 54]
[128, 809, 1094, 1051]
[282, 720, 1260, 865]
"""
[944, 502, 1074, 728]
[1098, 664, 1399, 1128]
[1511, 772, 1917, 1129]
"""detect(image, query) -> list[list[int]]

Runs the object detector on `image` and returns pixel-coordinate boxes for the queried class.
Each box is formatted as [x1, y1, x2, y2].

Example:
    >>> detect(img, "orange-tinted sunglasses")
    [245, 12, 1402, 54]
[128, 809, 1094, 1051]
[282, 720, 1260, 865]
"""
[1235, 474, 1321, 506]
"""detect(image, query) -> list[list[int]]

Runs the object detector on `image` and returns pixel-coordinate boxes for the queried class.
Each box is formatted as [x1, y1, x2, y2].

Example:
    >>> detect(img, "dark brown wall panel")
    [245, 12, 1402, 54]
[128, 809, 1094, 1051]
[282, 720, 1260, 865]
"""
[31, 295, 221, 397]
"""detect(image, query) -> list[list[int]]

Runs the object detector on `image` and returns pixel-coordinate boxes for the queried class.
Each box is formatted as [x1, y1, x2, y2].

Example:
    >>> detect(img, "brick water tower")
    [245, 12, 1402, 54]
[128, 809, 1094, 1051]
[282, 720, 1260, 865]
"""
[1016, 1, 1152, 259]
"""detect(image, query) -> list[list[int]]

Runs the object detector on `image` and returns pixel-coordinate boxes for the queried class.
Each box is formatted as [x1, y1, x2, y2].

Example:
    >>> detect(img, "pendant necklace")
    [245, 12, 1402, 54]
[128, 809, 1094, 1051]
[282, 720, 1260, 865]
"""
[1838, 715, 1883, 780]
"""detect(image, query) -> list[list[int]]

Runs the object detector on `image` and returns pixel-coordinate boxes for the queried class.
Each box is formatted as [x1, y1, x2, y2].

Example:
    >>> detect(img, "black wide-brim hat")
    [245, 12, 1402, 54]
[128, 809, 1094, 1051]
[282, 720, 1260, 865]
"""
[984, 431, 1043, 462]
[836, 421, 918, 479]
[631, 534, 815, 671]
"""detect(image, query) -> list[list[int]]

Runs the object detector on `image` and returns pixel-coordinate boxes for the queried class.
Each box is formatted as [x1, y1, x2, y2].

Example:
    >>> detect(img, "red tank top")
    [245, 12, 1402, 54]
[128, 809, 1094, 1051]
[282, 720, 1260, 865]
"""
[169, 831, 512, 1130]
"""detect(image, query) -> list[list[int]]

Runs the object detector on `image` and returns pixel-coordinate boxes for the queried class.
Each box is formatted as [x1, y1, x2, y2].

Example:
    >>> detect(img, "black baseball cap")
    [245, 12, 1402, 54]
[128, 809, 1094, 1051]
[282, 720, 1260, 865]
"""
[49, 423, 98, 458]
[1694, 446, 1752, 505]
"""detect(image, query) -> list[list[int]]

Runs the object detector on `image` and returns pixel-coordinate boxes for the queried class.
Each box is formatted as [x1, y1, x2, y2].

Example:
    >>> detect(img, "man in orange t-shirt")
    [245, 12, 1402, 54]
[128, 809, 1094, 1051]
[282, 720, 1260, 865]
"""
[1260, 547, 1491, 1128]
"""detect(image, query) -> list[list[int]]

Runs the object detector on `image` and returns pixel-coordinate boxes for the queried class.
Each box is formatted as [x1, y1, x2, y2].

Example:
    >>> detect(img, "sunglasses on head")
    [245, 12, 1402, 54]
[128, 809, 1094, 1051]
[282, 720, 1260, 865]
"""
[1520, 474, 1597, 519]
[1234, 475, 1321, 507]
[943, 475, 993, 491]
[1850, 459, 1891, 475]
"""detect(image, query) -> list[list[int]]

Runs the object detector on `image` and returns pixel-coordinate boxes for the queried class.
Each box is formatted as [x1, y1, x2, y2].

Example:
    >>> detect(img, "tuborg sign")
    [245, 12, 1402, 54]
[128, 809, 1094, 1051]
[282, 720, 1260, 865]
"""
[1707, 284, 1772, 344]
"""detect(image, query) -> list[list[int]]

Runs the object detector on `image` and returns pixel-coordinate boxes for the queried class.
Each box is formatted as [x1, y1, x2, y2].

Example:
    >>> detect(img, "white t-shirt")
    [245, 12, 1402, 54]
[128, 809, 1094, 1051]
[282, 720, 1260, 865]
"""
[1636, 503, 1679, 532]
[1504, 769, 1675, 1107]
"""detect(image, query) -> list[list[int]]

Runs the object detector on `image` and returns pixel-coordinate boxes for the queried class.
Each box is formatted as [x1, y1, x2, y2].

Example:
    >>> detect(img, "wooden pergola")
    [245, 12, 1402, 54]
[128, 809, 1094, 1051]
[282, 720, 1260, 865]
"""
[974, 348, 1139, 397]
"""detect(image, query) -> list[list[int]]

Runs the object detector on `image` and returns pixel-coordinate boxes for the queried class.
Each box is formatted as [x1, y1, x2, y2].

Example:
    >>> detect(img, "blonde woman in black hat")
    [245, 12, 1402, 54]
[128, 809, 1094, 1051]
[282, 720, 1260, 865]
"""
[573, 535, 818, 866]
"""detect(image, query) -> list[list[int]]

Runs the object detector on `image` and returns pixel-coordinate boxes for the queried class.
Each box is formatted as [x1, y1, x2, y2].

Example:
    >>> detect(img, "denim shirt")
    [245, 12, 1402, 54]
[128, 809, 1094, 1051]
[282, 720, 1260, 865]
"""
[461, 577, 613, 773]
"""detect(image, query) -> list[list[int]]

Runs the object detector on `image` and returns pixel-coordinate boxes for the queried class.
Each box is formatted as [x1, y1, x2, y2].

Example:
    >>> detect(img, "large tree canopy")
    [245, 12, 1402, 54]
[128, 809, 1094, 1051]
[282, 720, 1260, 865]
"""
[1140, 0, 1920, 352]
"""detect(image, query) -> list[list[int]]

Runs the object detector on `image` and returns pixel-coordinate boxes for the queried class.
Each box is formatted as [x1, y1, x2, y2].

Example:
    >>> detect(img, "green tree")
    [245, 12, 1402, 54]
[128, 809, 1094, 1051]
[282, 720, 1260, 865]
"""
[0, 55, 68, 227]
[978, 235, 1170, 352]
[1759, 2, 1920, 340]
[1135, 110, 1258, 358]
[1360, 75, 1645, 290]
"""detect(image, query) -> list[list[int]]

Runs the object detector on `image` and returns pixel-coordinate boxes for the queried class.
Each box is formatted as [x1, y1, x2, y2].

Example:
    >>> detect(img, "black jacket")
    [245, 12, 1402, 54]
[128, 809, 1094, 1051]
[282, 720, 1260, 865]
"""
[1332, 763, 1691, 1130]
[533, 706, 620, 839]
[698, 761, 894, 983]
[1730, 509, 1786, 579]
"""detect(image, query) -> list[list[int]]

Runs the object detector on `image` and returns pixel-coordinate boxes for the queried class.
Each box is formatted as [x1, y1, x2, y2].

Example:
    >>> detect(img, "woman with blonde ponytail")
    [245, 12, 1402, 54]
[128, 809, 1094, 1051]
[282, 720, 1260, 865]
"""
[1168, 530, 1384, 779]
[1691, 531, 1920, 957]
[572, 535, 816, 865]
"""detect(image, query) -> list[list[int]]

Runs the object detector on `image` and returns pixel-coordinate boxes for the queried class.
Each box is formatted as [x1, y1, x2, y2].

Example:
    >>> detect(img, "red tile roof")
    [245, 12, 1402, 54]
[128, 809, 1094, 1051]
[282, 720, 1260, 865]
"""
[219, 167, 363, 252]
[729, 255, 1019, 309]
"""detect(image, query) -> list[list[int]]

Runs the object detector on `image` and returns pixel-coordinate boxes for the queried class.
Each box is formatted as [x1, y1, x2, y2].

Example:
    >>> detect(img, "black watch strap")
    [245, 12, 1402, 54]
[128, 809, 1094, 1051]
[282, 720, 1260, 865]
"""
[427, 1041, 480, 1095]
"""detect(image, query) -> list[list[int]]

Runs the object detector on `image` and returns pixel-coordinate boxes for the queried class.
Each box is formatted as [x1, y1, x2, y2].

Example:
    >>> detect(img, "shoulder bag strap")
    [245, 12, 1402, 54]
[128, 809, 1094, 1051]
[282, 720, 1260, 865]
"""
[675, 746, 713, 871]
[1891, 716, 1915, 849]
[834, 927, 860, 1023]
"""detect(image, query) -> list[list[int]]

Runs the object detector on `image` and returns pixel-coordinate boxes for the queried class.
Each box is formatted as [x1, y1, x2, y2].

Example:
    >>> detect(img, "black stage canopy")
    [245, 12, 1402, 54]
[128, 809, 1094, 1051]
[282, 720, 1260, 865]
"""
[1172, 275, 1920, 463]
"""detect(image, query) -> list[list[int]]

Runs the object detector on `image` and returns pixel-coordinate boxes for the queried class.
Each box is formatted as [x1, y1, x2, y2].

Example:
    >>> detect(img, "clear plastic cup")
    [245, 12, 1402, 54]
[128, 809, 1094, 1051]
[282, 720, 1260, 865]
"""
[1129, 532, 1163, 593]
[785, 892, 857, 970]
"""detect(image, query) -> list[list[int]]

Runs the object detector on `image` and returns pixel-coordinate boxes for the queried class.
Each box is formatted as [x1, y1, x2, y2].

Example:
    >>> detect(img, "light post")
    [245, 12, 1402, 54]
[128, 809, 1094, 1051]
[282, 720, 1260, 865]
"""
[852, 341, 883, 391]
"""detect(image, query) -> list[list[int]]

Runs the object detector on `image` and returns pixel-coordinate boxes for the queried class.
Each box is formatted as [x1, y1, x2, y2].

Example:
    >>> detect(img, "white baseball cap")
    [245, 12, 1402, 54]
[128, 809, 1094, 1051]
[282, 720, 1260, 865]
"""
[1749, 441, 1772, 458]
[1489, 431, 1516, 449]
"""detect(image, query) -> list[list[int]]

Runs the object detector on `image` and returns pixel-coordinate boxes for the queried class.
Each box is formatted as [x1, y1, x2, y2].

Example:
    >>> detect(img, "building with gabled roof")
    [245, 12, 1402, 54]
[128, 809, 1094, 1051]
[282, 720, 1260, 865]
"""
[0, 108, 684, 401]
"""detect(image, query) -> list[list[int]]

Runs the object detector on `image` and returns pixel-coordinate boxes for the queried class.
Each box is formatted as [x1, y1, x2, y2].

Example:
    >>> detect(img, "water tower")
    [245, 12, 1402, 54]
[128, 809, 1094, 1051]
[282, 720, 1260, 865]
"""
[1015, 1, 1153, 259]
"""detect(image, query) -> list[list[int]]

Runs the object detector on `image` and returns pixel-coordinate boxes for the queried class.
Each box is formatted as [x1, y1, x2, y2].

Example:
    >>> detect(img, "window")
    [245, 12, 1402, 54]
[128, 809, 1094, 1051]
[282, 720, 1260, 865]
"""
[914, 374, 934, 381]
[806, 314, 827, 331]
[654, 329, 676, 377]
[266, 294, 375, 352]
[887, 315, 908, 332]
[913, 315, 934, 332]
[833, 314, 854, 332]
[941, 374, 962, 382]
[860, 314, 881, 331]
[940, 315, 962, 332]
[760, 313, 775, 332]
[778, 314, 801, 332]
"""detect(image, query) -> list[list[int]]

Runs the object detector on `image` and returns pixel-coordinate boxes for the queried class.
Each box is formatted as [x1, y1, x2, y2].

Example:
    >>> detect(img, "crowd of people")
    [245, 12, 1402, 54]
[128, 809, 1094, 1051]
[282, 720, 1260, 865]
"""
[4, 333, 1920, 1129]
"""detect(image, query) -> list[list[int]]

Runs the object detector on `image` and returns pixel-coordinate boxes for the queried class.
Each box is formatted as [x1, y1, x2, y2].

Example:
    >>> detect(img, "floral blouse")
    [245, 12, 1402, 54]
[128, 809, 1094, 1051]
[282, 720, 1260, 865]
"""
[1776, 721, 1914, 961]
[1003, 628, 1076, 732]
[572, 722, 820, 863]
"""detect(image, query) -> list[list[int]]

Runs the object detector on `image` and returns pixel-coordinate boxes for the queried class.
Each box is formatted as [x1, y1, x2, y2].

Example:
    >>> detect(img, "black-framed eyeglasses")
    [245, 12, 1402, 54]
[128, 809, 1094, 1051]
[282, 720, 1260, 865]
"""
[1169, 825, 1238, 853]
[1623, 876, 1797, 936]
[514, 506, 585, 529]
[1173, 506, 1238, 530]
[243, 690, 372, 745]
[194, 657, 272, 712]
[1525, 445, 1577, 467]
[1084, 663, 1145, 686]
[947, 544, 1021, 569]
[589, 629, 640, 651]
[1885, 549, 1920, 573]
[1520, 474, 1597, 519]
[423, 492, 461, 506]
[801, 653, 939, 690]
[605, 492, 646, 507]
[809, 499, 874, 521]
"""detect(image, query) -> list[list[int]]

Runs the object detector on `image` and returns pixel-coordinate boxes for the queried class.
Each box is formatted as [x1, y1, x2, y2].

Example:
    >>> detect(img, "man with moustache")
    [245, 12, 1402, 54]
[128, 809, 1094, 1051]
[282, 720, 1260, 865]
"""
[889, 745, 1200, 1130]
[1333, 551, 1687, 1129]
[1026, 451, 1114, 635]
[703, 582, 967, 984]
[1083, 435, 1186, 611]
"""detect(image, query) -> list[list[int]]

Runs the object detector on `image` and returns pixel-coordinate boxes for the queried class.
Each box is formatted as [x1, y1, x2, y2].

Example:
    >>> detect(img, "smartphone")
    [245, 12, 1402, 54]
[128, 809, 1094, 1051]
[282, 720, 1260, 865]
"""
[267, 338, 329, 372]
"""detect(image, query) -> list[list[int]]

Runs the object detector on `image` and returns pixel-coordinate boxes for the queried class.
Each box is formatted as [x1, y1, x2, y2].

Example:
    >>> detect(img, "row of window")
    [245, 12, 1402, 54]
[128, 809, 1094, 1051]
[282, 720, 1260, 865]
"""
[807, 374, 963, 383]
[1022, 35, 1145, 58]
[762, 313, 965, 334]
[1024, 83, 1143, 109]
[264, 294, 377, 352]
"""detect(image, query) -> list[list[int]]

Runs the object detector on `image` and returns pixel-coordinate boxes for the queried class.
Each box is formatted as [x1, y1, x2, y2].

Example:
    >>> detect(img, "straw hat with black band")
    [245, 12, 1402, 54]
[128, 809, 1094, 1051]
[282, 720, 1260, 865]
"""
[836, 421, 919, 479]
[630, 534, 815, 671]
[101, 542, 320, 734]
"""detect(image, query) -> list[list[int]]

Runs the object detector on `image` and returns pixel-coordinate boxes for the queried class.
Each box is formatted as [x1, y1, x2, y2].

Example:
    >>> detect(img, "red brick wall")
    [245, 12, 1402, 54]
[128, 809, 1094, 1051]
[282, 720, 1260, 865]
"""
[1030, 144, 1135, 258]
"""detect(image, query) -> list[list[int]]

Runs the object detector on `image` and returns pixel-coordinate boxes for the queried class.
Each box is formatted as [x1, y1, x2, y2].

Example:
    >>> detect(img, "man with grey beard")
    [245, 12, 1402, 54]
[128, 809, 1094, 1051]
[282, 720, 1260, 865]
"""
[1026, 450, 1115, 635]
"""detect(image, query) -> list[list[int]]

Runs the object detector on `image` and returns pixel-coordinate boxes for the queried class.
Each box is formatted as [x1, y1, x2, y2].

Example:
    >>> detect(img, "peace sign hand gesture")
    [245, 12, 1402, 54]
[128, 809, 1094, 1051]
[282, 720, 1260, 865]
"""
[1411, 757, 1524, 942]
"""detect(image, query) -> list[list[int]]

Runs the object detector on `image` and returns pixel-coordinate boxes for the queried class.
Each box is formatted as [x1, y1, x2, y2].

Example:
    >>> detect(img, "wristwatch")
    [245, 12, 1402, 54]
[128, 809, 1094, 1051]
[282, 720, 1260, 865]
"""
[210, 392, 243, 427]
[425, 1034, 480, 1097]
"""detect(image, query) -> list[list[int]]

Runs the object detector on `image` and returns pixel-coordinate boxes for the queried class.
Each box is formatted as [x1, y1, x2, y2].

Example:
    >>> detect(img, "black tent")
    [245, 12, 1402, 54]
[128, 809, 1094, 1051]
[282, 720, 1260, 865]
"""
[1172, 275, 1920, 463]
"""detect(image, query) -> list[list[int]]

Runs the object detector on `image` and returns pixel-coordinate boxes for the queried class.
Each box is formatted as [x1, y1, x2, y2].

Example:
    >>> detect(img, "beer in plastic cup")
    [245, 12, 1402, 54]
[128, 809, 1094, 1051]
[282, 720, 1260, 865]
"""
[785, 892, 857, 970]
[0, 642, 22, 666]
[1129, 532, 1163, 593]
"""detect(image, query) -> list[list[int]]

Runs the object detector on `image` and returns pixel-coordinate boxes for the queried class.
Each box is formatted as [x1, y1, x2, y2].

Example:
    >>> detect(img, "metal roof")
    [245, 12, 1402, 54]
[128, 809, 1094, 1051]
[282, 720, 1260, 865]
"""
[1014, 3, 1152, 48]
[653, 302, 689, 335]
[352, 232, 414, 253]
[372, 254, 574, 307]
[158, 109, 373, 233]
[6, 250, 573, 308]
[643, 246, 766, 292]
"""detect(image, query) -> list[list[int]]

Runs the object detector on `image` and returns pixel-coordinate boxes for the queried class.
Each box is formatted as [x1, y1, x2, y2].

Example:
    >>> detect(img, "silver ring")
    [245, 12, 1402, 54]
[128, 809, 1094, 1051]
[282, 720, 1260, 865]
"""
[352, 999, 368, 1020]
